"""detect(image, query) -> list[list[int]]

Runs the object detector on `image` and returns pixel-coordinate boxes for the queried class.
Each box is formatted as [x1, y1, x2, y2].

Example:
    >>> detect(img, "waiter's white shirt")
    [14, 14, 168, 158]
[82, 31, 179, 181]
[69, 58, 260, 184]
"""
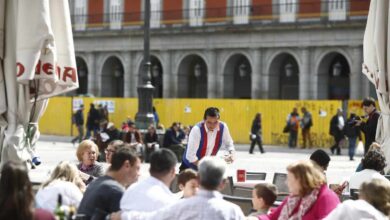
[186, 121, 234, 163]
[120, 176, 177, 212]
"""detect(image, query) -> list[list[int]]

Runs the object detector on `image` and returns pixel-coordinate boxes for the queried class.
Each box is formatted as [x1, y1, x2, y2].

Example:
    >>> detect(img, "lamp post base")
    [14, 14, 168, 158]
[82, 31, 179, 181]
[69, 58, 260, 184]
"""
[135, 83, 155, 130]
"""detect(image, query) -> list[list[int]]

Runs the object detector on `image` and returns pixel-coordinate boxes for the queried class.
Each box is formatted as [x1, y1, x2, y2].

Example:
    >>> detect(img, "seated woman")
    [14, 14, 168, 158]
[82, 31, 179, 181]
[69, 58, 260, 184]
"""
[258, 160, 339, 220]
[0, 161, 55, 220]
[325, 178, 390, 220]
[36, 161, 85, 212]
[144, 125, 159, 162]
[76, 140, 105, 184]
[349, 148, 388, 191]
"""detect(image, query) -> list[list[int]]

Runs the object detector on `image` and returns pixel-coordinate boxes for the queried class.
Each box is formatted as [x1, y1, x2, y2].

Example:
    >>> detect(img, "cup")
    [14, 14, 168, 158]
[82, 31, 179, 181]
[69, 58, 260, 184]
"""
[237, 169, 246, 182]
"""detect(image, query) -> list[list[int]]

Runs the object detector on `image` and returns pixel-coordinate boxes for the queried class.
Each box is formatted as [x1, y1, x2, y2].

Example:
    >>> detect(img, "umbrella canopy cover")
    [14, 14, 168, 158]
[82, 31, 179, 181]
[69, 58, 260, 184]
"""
[363, 0, 390, 172]
[16, 0, 78, 100]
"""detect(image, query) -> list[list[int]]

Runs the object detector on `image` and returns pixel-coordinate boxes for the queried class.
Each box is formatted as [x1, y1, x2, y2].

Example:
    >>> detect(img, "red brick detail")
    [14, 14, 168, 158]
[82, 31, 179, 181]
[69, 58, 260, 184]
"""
[206, 0, 226, 21]
[88, 0, 104, 26]
[124, 0, 142, 24]
[163, 0, 182, 22]
[252, 0, 273, 20]
[350, 0, 370, 16]
[299, 0, 321, 19]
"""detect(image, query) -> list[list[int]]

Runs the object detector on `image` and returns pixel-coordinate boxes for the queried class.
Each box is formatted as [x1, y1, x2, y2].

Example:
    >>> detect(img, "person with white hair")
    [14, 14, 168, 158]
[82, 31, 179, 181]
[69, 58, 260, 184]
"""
[110, 157, 245, 220]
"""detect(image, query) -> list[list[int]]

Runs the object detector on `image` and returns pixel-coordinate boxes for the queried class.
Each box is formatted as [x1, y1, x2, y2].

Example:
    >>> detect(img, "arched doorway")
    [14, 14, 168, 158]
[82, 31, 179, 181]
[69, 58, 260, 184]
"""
[317, 52, 350, 100]
[268, 53, 299, 99]
[138, 56, 163, 98]
[101, 56, 124, 97]
[76, 57, 88, 95]
[223, 54, 252, 99]
[177, 55, 208, 98]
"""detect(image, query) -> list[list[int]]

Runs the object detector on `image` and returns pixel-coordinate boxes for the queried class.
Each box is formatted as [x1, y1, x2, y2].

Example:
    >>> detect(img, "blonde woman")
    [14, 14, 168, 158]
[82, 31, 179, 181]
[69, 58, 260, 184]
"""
[76, 140, 105, 179]
[259, 160, 339, 220]
[35, 161, 85, 212]
[325, 178, 390, 220]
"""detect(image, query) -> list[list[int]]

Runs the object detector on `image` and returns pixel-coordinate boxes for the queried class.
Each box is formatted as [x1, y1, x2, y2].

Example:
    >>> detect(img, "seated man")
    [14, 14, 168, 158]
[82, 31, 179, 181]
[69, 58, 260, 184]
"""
[122, 122, 144, 155]
[120, 149, 178, 212]
[112, 157, 246, 220]
[310, 149, 331, 172]
[78, 147, 141, 220]
[163, 122, 185, 162]
[349, 148, 389, 191]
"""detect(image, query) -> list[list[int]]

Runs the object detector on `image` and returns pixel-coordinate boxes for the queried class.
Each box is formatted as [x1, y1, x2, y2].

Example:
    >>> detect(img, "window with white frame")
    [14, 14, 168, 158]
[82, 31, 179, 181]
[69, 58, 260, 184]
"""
[151, 0, 162, 28]
[189, 0, 204, 26]
[74, 0, 87, 31]
[279, 0, 296, 23]
[233, 0, 250, 24]
[109, 0, 123, 30]
[328, 0, 346, 21]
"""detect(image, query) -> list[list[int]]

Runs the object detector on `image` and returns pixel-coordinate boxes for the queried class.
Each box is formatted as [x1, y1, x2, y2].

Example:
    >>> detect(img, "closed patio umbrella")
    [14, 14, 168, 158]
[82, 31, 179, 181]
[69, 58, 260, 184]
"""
[362, 0, 390, 172]
[0, 0, 78, 167]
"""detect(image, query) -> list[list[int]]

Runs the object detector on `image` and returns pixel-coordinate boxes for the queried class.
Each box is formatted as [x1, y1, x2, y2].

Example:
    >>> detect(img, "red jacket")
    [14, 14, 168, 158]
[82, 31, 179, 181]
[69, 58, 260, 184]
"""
[259, 184, 340, 220]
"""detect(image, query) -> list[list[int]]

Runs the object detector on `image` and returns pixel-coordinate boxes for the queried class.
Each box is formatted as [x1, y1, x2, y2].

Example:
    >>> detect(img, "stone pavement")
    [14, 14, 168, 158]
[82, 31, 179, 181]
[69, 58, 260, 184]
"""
[29, 135, 362, 185]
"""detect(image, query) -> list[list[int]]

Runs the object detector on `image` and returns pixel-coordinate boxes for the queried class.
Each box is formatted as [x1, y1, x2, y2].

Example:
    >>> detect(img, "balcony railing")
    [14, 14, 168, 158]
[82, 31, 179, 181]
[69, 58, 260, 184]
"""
[71, 0, 369, 32]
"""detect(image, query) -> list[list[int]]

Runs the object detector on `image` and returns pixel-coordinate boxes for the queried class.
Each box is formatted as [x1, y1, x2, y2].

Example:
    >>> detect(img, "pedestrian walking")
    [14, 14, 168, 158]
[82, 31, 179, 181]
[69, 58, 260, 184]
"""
[249, 113, 264, 154]
[71, 104, 84, 144]
[286, 108, 300, 148]
[300, 107, 313, 148]
[329, 108, 345, 155]
[344, 113, 361, 161]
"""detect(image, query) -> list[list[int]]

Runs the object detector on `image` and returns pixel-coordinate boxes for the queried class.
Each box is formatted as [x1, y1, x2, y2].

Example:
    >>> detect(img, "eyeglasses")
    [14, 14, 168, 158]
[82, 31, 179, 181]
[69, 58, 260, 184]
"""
[105, 149, 116, 154]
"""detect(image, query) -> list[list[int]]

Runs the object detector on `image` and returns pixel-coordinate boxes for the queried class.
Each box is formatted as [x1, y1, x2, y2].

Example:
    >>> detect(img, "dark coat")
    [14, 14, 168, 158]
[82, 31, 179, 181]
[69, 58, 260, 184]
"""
[330, 115, 344, 138]
[360, 109, 380, 149]
[163, 128, 182, 147]
[251, 118, 261, 135]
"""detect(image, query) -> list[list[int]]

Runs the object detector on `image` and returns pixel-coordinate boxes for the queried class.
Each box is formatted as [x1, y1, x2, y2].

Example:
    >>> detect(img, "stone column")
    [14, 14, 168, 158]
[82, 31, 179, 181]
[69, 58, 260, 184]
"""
[260, 49, 270, 99]
[121, 51, 132, 97]
[86, 52, 97, 96]
[299, 48, 310, 99]
[131, 52, 142, 97]
[350, 46, 363, 99]
[206, 50, 218, 98]
[250, 49, 262, 99]
[161, 51, 172, 98]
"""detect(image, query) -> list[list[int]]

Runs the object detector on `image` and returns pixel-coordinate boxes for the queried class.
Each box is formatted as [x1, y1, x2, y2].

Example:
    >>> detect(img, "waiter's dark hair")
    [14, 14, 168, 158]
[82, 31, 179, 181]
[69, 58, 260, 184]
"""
[203, 107, 220, 120]
[362, 97, 376, 107]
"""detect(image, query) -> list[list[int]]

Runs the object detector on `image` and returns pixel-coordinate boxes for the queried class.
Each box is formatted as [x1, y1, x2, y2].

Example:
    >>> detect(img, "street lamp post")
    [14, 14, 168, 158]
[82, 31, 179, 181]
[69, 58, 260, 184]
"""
[135, 0, 155, 129]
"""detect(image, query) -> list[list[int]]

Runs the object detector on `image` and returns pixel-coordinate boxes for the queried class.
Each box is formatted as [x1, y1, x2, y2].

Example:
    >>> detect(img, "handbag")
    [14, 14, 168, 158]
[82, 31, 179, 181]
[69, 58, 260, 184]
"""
[283, 124, 290, 133]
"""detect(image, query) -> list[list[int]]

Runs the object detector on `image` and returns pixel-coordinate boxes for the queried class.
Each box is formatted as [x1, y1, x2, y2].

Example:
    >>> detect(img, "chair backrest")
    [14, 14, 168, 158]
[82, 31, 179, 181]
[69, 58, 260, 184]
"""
[221, 176, 234, 195]
[233, 187, 253, 198]
[384, 175, 390, 181]
[223, 194, 253, 215]
[350, 188, 359, 200]
[272, 173, 289, 201]
[169, 173, 180, 193]
[246, 172, 267, 181]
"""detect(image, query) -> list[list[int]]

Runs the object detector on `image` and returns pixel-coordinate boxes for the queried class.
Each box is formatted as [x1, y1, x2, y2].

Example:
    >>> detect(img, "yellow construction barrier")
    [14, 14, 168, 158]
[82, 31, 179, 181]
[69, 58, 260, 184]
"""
[40, 97, 342, 147]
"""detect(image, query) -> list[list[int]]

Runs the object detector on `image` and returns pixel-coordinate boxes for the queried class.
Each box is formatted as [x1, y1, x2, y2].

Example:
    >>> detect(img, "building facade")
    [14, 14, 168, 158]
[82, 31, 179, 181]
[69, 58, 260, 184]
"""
[70, 0, 374, 99]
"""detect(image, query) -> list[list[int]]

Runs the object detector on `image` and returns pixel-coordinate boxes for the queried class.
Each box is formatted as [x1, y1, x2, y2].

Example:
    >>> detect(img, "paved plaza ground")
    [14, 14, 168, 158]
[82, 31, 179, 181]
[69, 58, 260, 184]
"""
[29, 135, 362, 186]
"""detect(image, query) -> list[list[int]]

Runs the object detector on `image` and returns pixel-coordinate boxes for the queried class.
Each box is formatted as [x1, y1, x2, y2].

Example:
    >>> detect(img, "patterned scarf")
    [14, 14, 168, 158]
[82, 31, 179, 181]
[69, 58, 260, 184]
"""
[278, 188, 320, 220]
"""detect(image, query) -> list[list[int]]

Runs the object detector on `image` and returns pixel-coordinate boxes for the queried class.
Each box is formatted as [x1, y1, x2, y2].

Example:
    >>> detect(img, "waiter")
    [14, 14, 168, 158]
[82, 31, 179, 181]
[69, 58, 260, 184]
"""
[179, 107, 235, 171]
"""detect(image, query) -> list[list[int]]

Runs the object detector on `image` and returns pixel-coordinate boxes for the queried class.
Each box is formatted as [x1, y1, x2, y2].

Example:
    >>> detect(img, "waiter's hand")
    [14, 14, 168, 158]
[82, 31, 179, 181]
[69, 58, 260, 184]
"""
[224, 151, 234, 164]
[109, 211, 121, 220]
